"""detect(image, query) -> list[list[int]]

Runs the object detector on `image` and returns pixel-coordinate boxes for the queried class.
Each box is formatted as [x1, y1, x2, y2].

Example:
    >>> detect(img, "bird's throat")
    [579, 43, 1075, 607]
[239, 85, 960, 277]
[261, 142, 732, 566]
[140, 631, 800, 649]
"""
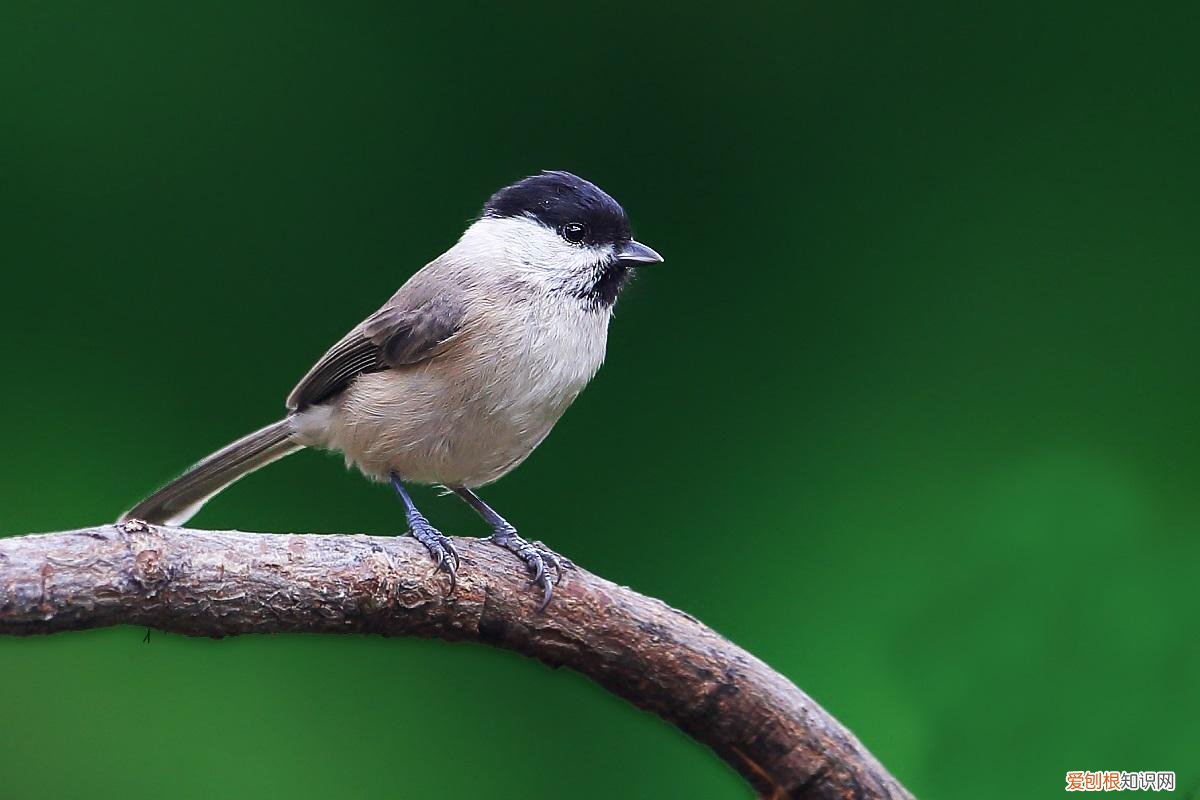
[577, 261, 630, 310]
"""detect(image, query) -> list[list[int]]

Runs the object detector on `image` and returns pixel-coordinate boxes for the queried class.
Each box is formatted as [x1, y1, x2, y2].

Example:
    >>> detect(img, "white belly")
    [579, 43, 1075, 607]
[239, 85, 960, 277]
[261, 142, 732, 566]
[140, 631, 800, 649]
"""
[295, 300, 610, 488]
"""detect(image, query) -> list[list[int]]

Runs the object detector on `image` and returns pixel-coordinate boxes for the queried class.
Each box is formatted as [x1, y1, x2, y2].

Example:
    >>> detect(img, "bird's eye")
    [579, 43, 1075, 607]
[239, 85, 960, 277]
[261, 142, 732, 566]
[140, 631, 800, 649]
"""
[562, 222, 587, 244]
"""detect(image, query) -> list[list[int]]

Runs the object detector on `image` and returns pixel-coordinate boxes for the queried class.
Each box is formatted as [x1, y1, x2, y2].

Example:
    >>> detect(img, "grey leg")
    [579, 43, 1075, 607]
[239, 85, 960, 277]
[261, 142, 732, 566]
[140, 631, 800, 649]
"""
[452, 487, 570, 610]
[391, 474, 458, 592]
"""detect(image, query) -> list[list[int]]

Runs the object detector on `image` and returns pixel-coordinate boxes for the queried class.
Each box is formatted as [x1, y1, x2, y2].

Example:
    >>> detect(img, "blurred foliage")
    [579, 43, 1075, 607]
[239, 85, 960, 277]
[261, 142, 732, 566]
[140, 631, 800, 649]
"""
[2, 2, 1198, 797]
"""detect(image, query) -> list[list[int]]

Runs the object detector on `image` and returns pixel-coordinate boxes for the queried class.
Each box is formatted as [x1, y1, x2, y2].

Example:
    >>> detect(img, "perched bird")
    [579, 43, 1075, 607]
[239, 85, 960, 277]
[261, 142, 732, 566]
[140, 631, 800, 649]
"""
[122, 171, 663, 608]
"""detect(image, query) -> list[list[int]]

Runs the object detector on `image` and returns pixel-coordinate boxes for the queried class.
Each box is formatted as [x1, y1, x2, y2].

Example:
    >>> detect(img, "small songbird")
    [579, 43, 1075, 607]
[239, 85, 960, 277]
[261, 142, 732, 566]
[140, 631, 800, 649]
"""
[122, 171, 663, 608]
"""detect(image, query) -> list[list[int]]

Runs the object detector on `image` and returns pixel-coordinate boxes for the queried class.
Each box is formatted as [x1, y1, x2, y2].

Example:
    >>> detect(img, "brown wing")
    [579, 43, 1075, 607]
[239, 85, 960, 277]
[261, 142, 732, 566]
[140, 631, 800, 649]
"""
[286, 280, 466, 412]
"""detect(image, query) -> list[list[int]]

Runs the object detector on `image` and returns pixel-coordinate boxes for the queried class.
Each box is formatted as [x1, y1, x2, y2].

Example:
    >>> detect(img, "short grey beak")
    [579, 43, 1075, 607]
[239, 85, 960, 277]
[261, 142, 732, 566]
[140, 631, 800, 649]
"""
[615, 239, 664, 265]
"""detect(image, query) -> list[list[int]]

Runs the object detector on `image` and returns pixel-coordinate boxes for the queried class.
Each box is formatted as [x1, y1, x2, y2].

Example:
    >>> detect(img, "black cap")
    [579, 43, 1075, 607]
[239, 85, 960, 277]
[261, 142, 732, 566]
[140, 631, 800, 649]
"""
[484, 171, 632, 246]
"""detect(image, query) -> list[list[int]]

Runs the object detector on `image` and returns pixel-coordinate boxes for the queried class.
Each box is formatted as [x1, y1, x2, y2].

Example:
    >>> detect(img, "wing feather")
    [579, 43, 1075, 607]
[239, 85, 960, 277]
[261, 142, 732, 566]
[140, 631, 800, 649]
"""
[286, 278, 465, 411]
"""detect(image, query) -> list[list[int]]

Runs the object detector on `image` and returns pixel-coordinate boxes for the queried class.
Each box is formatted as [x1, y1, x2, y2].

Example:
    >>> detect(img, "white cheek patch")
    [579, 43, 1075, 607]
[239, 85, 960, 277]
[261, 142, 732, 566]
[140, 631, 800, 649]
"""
[459, 217, 612, 293]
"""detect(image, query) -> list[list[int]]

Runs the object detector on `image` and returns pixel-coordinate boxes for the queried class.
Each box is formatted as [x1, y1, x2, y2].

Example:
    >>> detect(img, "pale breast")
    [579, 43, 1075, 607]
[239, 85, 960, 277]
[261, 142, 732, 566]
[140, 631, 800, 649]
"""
[297, 297, 610, 488]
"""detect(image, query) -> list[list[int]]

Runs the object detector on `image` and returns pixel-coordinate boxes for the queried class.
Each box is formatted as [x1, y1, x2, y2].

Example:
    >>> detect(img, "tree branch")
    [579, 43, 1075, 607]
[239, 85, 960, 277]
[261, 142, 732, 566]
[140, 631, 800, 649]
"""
[0, 522, 912, 799]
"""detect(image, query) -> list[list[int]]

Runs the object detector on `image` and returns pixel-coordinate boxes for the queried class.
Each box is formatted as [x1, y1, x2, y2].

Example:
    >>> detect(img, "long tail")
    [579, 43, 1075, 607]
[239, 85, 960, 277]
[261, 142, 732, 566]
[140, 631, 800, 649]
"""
[121, 419, 302, 526]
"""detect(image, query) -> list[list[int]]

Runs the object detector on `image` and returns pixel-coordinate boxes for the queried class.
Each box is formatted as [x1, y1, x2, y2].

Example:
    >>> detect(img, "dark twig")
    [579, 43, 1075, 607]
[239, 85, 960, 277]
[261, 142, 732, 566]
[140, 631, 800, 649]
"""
[0, 522, 913, 799]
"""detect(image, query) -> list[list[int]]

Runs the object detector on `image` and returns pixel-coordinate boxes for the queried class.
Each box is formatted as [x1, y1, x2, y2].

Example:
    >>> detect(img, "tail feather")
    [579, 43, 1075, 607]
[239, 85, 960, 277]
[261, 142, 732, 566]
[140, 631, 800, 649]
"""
[121, 419, 301, 526]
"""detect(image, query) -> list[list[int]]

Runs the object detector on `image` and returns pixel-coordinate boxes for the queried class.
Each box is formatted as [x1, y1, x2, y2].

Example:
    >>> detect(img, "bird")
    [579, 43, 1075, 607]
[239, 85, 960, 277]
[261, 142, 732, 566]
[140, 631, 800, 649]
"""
[121, 170, 663, 609]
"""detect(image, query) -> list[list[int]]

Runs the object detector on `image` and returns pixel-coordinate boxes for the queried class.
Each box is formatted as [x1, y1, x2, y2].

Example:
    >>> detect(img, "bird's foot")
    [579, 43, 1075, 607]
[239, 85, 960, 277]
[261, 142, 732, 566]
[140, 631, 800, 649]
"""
[408, 513, 459, 593]
[489, 529, 572, 611]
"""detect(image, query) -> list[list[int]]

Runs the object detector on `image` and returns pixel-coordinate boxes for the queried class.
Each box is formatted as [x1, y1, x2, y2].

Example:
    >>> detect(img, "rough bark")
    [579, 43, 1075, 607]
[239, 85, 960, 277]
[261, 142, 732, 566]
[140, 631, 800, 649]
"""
[0, 522, 913, 799]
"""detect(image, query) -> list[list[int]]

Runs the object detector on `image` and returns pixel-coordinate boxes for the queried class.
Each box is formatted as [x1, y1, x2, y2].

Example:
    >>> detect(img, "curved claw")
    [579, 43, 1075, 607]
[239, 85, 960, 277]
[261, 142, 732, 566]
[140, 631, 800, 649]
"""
[490, 532, 573, 611]
[431, 542, 458, 593]
[436, 538, 460, 572]
[410, 522, 459, 596]
[529, 540, 570, 583]
[536, 575, 554, 612]
[542, 550, 564, 584]
[527, 552, 546, 585]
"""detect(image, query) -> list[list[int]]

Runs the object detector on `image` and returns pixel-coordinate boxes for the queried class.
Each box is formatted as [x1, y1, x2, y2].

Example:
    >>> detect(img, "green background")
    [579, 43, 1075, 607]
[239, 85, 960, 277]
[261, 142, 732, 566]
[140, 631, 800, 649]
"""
[2, 2, 1197, 798]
